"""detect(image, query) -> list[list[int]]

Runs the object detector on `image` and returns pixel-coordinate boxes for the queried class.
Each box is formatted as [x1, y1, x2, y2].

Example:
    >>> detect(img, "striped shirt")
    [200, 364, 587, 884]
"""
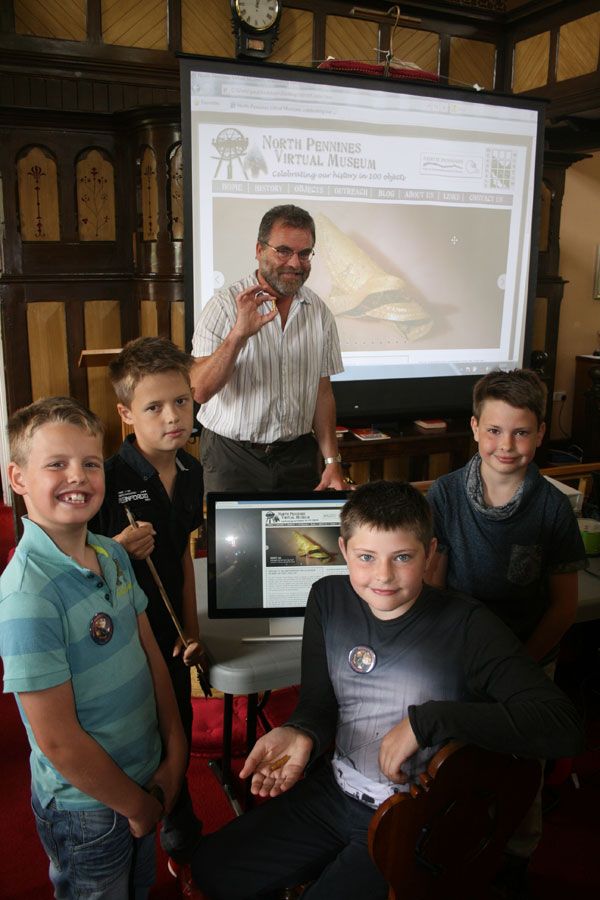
[192, 272, 343, 443]
[0, 518, 162, 810]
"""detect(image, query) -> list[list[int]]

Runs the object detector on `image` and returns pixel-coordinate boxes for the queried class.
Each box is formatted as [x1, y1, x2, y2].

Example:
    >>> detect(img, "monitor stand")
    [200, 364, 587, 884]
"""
[242, 617, 304, 643]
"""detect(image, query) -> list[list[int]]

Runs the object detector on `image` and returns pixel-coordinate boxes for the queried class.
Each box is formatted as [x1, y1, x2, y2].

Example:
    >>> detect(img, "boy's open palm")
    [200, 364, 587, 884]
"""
[240, 726, 313, 798]
[378, 717, 419, 784]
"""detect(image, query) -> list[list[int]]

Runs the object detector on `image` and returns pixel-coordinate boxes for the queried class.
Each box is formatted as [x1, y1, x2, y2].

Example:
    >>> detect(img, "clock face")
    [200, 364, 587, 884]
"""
[235, 0, 280, 32]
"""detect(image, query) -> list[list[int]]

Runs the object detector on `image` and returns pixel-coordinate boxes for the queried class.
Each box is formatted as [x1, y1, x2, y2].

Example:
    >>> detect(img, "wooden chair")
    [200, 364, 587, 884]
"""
[368, 742, 541, 900]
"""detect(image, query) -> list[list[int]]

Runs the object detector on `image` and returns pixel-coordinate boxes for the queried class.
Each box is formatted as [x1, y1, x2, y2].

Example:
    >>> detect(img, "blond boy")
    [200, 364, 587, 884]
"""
[0, 397, 186, 899]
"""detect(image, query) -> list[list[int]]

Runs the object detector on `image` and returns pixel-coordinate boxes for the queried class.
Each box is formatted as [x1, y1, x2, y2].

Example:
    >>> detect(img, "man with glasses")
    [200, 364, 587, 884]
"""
[191, 205, 345, 493]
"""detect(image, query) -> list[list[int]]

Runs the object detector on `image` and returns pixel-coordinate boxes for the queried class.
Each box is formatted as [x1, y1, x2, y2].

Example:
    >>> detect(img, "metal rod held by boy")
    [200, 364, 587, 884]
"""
[124, 505, 212, 698]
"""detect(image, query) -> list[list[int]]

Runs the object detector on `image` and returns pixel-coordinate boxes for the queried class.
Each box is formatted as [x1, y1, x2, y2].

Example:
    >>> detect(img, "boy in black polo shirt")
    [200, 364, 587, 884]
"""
[90, 336, 204, 874]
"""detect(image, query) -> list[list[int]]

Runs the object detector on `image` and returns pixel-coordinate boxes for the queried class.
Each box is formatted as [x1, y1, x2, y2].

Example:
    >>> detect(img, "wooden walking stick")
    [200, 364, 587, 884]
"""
[124, 505, 212, 698]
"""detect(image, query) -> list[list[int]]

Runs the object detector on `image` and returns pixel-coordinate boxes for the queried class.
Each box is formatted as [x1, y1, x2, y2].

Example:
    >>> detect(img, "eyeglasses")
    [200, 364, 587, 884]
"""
[262, 243, 315, 263]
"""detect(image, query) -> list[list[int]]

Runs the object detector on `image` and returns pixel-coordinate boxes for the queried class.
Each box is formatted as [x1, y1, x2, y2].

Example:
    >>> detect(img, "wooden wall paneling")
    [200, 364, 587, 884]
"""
[156, 298, 171, 338]
[140, 146, 159, 241]
[170, 300, 185, 349]
[44, 78, 63, 110]
[538, 180, 551, 254]
[325, 15, 380, 64]
[14, 0, 86, 41]
[512, 30, 550, 92]
[64, 296, 89, 405]
[449, 36, 496, 90]
[168, 143, 183, 241]
[0, 289, 32, 412]
[118, 286, 140, 349]
[26, 301, 70, 399]
[438, 32, 452, 83]
[92, 81, 110, 114]
[428, 452, 452, 481]
[393, 27, 440, 74]
[167, 0, 182, 52]
[87, 0, 102, 42]
[538, 151, 585, 279]
[532, 295, 548, 353]
[0, 2, 15, 32]
[76, 148, 116, 241]
[101, 0, 167, 51]
[83, 299, 123, 455]
[130, 111, 183, 277]
[382, 456, 410, 482]
[6, 116, 134, 274]
[556, 12, 600, 83]
[58, 139, 79, 244]
[77, 79, 95, 112]
[113, 119, 137, 270]
[17, 146, 60, 241]
[312, 4, 326, 65]
[138, 294, 171, 339]
[0, 171, 5, 276]
[529, 150, 588, 432]
[140, 299, 158, 336]
[270, 7, 314, 66]
[62, 79, 79, 111]
[181, 0, 232, 57]
[348, 460, 369, 485]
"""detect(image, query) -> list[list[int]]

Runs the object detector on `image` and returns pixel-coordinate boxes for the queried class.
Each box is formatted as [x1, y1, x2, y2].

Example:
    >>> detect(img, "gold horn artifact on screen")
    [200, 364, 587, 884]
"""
[315, 213, 432, 342]
[292, 531, 333, 563]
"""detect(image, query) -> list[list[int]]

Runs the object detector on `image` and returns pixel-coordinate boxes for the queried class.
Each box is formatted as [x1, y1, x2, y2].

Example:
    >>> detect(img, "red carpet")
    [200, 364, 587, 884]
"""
[0, 685, 298, 899]
[0, 500, 15, 571]
[2, 678, 600, 899]
[190, 687, 300, 756]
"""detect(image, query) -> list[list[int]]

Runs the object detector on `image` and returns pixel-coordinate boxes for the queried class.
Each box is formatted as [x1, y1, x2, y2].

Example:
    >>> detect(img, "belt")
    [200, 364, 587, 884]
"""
[245, 440, 289, 455]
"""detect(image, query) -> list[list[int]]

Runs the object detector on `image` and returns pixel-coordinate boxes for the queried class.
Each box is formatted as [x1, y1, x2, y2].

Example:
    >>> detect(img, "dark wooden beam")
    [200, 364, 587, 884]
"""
[0, 0, 15, 32]
[167, 0, 182, 53]
[87, 0, 102, 43]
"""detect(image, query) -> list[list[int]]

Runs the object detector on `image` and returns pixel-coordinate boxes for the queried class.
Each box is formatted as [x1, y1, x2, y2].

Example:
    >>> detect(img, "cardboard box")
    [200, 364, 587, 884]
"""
[543, 476, 583, 515]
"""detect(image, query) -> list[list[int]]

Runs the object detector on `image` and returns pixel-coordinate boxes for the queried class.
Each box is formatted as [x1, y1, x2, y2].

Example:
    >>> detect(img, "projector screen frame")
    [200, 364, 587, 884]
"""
[181, 54, 546, 425]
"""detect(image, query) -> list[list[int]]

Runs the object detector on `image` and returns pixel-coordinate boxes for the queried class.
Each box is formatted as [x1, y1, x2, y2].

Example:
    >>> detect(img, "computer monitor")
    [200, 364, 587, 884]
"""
[206, 491, 349, 638]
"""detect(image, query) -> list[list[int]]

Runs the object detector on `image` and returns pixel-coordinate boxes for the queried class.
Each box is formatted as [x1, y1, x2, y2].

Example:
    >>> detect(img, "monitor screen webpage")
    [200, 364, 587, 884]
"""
[182, 57, 544, 419]
[206, 492, 349, 633]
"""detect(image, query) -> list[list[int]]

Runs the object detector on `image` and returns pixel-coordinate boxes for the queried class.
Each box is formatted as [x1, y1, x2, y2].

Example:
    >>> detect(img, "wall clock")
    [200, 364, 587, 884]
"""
[231, 0, 282, 59]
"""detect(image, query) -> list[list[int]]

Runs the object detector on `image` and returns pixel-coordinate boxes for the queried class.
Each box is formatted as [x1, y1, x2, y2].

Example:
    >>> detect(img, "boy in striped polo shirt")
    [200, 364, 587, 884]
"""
[0, 397, 186, 900]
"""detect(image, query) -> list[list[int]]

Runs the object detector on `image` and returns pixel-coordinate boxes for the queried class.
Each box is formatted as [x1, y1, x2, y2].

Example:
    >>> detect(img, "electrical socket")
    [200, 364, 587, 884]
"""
[553, 391, 567, 402]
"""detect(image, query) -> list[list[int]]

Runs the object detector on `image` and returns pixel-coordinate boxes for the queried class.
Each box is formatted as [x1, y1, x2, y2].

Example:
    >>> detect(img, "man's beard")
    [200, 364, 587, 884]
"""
[259, 260, 310, 296]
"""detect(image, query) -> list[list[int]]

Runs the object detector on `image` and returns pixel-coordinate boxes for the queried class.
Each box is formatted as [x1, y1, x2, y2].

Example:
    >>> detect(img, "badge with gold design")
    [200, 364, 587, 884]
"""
[90, 612, 113, 645]
[348, 645, 376, 674]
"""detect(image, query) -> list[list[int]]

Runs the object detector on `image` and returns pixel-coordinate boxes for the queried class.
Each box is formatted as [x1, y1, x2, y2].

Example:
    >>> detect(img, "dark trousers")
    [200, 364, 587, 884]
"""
[200, 429, 321, 494]
[160, 658, 203, 861]
[190, 764, 389, 900]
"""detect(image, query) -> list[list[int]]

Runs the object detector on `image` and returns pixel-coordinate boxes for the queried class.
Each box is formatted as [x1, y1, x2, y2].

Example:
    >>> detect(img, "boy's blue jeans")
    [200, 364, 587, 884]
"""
[31, 787, 155, 900]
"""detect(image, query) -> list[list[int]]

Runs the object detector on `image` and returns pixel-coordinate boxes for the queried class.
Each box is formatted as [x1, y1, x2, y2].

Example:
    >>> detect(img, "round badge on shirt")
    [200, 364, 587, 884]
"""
[348, 645, 377, 674]
[90, 612, 114, 645]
